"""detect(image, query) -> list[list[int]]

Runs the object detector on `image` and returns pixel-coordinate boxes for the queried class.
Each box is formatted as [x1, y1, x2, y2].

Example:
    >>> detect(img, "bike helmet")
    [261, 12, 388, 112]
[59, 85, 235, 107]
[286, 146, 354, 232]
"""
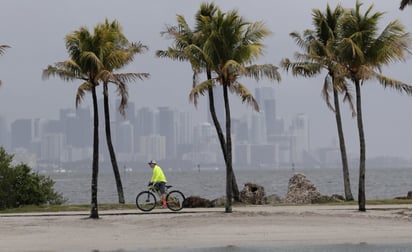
[148, 160, 157, 165]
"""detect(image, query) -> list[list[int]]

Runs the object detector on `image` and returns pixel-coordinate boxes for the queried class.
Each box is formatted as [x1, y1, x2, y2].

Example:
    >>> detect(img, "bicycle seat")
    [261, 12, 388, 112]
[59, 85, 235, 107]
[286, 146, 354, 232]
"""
[166, 185, 173, 189]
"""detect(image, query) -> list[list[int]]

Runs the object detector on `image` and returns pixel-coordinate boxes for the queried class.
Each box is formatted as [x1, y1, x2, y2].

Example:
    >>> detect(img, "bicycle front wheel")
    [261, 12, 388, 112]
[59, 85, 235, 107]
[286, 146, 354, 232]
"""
[136, 191, 157, 212]
[166, 190, 185, 211]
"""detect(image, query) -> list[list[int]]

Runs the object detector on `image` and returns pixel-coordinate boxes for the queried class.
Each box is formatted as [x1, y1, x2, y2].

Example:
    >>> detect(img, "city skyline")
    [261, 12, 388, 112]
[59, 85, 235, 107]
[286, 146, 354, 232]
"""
[1, 85, 411, 172]
[1, 1, 412, 160]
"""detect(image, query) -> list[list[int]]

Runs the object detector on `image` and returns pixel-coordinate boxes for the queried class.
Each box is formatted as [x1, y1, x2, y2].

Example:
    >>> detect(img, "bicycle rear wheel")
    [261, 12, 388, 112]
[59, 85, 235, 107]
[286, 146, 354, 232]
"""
[136, 191, 157, 212]
[166, 190, 185, 211]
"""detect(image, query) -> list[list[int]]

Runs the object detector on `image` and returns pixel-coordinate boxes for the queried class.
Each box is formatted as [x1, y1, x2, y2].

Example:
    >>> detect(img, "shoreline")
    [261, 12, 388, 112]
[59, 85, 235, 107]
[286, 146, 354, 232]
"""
[1, 204, 411, 252]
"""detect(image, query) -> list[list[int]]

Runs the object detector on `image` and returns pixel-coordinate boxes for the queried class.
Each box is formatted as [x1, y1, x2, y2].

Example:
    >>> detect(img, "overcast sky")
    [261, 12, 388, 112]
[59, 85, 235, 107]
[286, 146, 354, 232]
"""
[1, 0, 412, 159]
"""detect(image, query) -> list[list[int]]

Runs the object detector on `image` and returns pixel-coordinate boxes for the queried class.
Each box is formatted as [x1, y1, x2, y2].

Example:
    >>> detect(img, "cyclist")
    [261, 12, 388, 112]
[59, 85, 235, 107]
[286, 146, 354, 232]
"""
[147, 160, 167, 208]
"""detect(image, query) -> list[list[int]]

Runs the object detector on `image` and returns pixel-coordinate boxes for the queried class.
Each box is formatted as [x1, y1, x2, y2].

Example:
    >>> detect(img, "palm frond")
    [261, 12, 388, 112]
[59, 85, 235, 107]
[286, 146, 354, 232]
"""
[0, 45, 10, 55]
[244, 64, 281, 82]
[189, 79, 214, 108]
[111, 72, 150, 84]
[371, 70, 412, 95]
[321, 75, 335, 112]
[75, 82, 93, 107]
[231, 82, 259, 111]
[280, 58, 322, 77]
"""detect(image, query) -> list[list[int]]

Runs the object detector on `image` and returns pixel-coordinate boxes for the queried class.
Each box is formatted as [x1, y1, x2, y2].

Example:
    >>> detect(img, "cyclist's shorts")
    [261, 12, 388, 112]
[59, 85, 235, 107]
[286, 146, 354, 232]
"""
[154, 182, 166, 194]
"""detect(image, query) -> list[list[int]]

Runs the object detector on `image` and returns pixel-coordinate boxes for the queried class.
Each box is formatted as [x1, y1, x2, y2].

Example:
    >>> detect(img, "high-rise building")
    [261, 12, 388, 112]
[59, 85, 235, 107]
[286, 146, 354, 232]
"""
[140, 134, 166, 161]
[134, 106, 156, 153]
[11, 119, 33, 150]
[177, 111, 193, 145]
[0, 116, 10, 149]
[255, 87, 282, 136]
[233, 116, 249, 143]
[40, 133, 65, 162]
[157, 106, 177, 159]
[250, 111, 266, 144]
[116, 120, 134, 153]
[289, 113, 310, 165]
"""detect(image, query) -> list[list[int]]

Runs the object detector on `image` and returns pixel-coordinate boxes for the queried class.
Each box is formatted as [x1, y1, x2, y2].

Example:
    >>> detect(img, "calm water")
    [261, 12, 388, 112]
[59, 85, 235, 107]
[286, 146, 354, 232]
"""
[47, 166, 412, 204]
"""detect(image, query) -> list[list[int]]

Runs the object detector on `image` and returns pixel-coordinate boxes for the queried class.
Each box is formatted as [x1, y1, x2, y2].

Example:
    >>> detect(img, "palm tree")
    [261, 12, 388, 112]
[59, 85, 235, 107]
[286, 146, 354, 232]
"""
[190, 8, 281, 213]
[400, 0, 412, 10]
[91, 20, 149, 204]
[0, 45, 10, 86]
[281, 4, 355, 201]
[338, 1, 412, 211]
[156, 3, 244, 201]
[43, 24, 113, 218]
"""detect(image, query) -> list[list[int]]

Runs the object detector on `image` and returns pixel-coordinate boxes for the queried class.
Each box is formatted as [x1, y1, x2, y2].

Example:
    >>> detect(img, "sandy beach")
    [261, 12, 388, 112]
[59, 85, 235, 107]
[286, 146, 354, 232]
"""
[0, 204, 411, 252]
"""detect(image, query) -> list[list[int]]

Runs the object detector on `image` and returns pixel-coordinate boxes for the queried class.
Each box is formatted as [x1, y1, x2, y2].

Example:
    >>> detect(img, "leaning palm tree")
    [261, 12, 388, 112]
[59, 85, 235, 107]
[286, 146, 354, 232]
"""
[88, 19, 149, 204]
[281, 4, 355, 201]
[338, 1, 412, 211]
[43, 24, 113, 219]
[156, 2, 242, 201]
[0, 45, 10, 86]
[190, 8, 281, 213]
[400, 0, 412, 10]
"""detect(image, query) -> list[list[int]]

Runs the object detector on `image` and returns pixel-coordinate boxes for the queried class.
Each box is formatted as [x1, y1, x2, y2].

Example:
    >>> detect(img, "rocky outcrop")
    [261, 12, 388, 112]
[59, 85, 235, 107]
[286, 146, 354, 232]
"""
[240, 182, 265, 205]
[284, 173, 322, 204]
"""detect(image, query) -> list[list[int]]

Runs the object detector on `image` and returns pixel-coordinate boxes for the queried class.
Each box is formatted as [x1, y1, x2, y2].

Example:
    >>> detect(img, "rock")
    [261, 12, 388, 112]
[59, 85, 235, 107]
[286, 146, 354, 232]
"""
[210, 196, 226, 207]
[240, 182, 265, 205]
[284, 173, 322, 204]
[183, 196, 212, 208]
[395, 191, 412, 200]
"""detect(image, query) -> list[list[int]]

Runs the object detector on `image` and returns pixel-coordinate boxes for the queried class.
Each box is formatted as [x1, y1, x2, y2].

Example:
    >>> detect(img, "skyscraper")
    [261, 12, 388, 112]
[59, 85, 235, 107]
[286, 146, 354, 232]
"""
[157, 106, 177, 159]
[134, 106, 155, 153]
[0, 116, 9, 149]
[11, 119, 33, 150]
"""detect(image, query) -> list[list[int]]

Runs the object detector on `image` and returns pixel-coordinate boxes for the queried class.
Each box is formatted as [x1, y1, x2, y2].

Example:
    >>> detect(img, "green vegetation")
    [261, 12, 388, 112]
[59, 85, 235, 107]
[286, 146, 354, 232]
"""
[0, 147, 66, 210]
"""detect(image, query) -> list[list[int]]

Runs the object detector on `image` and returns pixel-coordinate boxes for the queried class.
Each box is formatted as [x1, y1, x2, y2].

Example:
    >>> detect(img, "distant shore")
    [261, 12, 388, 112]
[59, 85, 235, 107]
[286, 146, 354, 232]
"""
[1, 204, 411, 252]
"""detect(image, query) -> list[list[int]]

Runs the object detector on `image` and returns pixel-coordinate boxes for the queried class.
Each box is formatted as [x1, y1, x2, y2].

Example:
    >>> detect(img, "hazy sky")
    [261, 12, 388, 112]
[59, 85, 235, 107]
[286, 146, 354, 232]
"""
[1, 0, 412, 159]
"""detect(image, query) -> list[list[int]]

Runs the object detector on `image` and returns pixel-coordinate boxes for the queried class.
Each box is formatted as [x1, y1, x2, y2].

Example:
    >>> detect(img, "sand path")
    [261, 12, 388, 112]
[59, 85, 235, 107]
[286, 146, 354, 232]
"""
[0, 204, 411, 252]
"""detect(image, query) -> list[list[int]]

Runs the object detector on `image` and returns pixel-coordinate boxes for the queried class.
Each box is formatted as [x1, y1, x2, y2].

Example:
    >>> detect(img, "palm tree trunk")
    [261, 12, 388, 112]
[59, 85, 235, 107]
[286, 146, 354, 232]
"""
[103, 83, 125, 204]
[333, 86, 354, 201]
[355, 80, 366, 211]
[206, 72, 240, 202]
[223, 84, 233, 213]
[90, 85, 99, 219]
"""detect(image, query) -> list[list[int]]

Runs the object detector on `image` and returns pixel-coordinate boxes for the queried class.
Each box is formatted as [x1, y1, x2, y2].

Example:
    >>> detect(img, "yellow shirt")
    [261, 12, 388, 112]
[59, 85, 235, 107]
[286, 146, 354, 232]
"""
[150, 165, 167, 183]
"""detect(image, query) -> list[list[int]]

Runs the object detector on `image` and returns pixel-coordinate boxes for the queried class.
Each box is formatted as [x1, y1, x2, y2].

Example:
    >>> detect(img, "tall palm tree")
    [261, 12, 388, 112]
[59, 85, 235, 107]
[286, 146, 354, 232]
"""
[190, 8, 281, 213]
[90, 20, 149, 204]
[43, 24, 114, 218]
[281, 4, 355, 201]
[400, 0, 412, 10]
[0, 45, 10, 86]
[156, 3, 244, 201]
[338, 1, 412, 211]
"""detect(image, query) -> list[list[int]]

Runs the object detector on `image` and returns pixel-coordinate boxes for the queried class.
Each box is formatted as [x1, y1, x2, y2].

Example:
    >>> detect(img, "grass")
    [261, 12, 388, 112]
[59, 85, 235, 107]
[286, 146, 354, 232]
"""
[0, 203, 136, 214]
[1, 199, 411, 214]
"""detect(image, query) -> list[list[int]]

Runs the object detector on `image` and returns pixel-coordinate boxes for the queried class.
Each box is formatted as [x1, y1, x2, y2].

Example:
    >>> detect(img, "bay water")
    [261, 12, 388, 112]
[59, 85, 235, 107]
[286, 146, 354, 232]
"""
[47, 166, 412, 204]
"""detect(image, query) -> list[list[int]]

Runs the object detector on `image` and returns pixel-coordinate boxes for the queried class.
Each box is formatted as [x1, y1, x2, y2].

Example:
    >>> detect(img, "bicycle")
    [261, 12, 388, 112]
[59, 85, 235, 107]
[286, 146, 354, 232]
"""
[135, 183, 185, 212]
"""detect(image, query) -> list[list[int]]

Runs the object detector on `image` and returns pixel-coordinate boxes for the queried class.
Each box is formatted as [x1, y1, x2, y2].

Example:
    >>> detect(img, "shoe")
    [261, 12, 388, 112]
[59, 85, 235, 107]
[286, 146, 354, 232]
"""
[160, 204, 167, 209]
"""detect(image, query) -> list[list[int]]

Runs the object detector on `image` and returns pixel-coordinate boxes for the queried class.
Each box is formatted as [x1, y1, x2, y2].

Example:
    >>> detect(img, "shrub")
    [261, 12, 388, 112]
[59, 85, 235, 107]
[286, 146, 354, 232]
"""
[0, 147, 66, 209]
